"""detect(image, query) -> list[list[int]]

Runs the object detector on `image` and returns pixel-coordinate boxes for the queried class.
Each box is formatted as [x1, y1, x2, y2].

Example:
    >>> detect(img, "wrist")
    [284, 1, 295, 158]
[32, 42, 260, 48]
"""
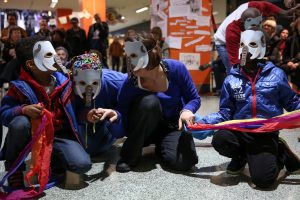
[180, 109, 193, 115]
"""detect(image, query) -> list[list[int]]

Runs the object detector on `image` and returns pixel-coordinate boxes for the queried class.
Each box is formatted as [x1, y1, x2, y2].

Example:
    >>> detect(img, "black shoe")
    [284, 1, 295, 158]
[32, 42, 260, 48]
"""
[116, 160, 131, 173]
[226, 158, 246, 175]
[7, 170, 24, 188]
[278, 137, 300, 174]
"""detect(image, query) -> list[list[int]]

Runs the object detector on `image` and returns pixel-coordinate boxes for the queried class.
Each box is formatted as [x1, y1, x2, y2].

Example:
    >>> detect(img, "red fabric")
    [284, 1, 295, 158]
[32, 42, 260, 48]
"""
[16, 69, 70, 131]
[25, 109, 54, 194]
[225, 20, 242, 65]
[248, 1, 282, 16]
[241, 68, 262, 118]
[0, 109, 54, 200]
[188, 112, 300, 133]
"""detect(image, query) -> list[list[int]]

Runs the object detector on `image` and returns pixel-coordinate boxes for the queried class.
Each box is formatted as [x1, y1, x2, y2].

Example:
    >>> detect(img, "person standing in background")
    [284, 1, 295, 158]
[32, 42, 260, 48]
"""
[109, 38, 123, 71]
[35, 18, 51, 39]
[66, 17, 88, 58]
[88, 14, 109, 67]
[151, 26, 169, 59]
[1, 12, 27, 43]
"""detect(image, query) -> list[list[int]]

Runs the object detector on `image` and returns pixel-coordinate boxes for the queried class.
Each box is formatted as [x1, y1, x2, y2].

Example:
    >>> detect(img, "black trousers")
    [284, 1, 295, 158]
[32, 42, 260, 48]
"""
[212, 130, 284, 188]
[120, 94, 198, 171]
[111, 56, 120, 71]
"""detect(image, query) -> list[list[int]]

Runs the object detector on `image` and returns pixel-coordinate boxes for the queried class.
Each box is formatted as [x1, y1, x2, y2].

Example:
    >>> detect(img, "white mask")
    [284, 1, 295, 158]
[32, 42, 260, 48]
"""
[239, 30, 266, 66]
[73, 69, 102, 106]
[72, 53, 102, 106]
[33, 41, 58, 72]
[124, 41, 149, 71]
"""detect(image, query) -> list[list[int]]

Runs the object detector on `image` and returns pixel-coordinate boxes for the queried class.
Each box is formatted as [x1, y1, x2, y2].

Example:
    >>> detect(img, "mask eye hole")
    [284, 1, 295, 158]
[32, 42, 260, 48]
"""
[249, 42, 258, 48]
[92, 81, 98, 86]
[130, 53, 138, 58]
[44, 52, 53, 58]
[79, 81, 86, 86]
[240, 42, 244, 47]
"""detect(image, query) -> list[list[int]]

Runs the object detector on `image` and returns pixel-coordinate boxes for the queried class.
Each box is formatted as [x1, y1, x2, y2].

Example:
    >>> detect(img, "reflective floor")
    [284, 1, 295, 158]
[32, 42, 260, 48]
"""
[1, 96, 299, 200]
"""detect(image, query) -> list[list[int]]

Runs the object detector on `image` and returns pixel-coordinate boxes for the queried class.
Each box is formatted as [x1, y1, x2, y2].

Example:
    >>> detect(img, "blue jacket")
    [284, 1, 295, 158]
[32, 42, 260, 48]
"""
[117, 59, 201, 126]
[203, 62, 300, 124]
[0, 70, 82, 144]
[76, 69, 127, 138]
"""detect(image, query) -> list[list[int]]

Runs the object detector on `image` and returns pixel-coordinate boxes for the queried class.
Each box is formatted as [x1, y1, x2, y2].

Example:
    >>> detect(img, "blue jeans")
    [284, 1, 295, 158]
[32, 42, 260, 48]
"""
[216, 44, 232, 75]
[4, 116, 91, 174]
[78, 121, 115, 156]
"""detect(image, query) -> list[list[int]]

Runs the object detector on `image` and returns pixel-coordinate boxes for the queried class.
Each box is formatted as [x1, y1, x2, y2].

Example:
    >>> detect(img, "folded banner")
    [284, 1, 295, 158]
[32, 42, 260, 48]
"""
[187, 110, 300, 133]
[0, 109, 55, 199]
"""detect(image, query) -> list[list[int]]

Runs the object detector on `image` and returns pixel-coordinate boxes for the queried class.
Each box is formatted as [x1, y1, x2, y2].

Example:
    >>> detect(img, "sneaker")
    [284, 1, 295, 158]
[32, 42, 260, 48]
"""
[226, 158, 247, 175]
[7, 170, 24, 188]
[116, 160, 131, 173]
[278, 137, 300, 174]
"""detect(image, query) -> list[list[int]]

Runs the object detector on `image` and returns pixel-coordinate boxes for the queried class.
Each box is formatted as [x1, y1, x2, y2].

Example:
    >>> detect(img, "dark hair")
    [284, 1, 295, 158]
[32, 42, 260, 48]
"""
[50, 28, 66, 39]
[125, 33, 162, 70]
[7, 11, 17, 20]
[151, 26, 163, 40]
[16, 36, 47, 68]
[279, 27, 289, 34]
[8, 26, 21, 38]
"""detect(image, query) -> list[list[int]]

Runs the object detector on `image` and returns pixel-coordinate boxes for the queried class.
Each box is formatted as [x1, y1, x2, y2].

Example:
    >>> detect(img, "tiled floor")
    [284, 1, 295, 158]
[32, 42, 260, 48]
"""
[1, 96, 300, 200]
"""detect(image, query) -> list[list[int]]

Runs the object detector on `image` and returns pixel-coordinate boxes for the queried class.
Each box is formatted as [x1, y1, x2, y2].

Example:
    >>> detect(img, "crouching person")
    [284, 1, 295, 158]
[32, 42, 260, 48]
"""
[0, 37, 91, 189]
[71, 53, 127, 156]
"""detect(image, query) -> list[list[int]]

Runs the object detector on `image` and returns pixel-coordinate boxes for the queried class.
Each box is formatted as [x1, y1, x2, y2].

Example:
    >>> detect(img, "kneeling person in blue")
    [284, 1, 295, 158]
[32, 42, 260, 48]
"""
[201, 28, 300, 188]
[71, 53, 127, 156]
[116, 34, 199, 172]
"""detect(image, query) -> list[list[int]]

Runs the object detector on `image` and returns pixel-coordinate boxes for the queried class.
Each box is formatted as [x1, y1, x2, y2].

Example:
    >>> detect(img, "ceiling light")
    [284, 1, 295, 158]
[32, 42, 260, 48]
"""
[136, 6, 148, 13]
[4, 0, 8, 3]
[50, 0, 58, 8]
[121, 16, 125, 20]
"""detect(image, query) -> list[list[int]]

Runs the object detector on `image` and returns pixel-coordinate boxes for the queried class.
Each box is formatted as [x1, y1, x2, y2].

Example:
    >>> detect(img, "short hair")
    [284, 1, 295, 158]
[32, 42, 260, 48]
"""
[16, 36, 47, 68]
[7, 11, 17, 20]
[55, 46, 69, 59]
[151, 26, 163, 40]
[8, 26, 21, 38]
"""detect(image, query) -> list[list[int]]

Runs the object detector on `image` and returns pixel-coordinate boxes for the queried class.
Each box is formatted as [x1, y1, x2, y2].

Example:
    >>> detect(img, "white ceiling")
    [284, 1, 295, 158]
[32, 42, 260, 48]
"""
[0, 0, 150, 31]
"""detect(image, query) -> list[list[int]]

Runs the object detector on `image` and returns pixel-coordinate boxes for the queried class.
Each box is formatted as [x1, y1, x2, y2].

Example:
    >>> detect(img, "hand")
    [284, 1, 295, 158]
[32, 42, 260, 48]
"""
[87, 108, 118, 123]
[287, 62, 297, 70]
[178, 110, 195, 130]
[87, 108, 102, 123]
[9, 49, 16, 58]
[22, 104, 43, 119]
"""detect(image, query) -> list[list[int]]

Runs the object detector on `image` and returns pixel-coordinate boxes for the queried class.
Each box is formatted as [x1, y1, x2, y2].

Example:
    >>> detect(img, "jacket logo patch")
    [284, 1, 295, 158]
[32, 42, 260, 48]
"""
[232, 80, 245, 101]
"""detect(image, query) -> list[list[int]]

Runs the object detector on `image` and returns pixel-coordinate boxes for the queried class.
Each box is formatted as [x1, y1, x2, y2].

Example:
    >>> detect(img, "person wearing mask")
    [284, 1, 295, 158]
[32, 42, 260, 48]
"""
[116, 34, 199, 173]
[201, 28, 300, 189]
[66, 17, 88, 57]
[213, 1, 300, 74]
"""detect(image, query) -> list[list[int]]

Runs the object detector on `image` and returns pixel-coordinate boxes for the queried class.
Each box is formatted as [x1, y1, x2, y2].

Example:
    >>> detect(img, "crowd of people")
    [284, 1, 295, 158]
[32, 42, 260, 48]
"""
[0, 1, 299, 197]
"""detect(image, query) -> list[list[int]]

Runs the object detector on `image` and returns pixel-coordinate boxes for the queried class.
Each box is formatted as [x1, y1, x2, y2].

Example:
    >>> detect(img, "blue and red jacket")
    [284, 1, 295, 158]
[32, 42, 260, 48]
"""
[202, 62, 300, 124]
[0, 68, 82, 144]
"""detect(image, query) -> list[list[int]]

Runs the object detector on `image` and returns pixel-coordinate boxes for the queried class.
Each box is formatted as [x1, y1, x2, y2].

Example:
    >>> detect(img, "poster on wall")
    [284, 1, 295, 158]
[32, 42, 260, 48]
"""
[179, 53, 200, 70]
